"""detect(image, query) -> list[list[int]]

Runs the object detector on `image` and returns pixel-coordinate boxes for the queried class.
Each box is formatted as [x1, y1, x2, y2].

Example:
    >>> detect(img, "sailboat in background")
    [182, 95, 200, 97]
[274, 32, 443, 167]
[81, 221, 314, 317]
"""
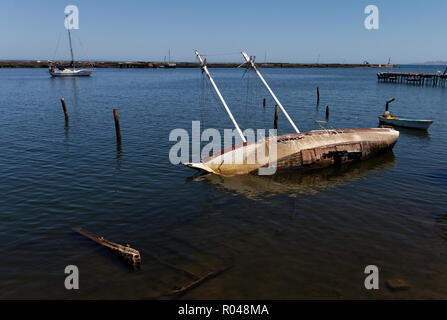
[49, 14, 92, 77]
[161, 49, 176, 68]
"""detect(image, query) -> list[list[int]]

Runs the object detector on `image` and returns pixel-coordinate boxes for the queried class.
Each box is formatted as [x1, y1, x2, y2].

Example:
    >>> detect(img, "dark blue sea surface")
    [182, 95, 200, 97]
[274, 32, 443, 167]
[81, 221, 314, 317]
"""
[0, 65, 446, 298]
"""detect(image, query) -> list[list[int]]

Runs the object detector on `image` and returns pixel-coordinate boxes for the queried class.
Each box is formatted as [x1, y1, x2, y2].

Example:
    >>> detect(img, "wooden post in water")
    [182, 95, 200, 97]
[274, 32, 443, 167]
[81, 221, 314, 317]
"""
[113, 109, 122, 142]
[263, 98, 266, 108]
[325, 105, 330, 120]
[274, 104, 278, 131]
[60, 98, 69, 123]
[316, 87, 320, 105]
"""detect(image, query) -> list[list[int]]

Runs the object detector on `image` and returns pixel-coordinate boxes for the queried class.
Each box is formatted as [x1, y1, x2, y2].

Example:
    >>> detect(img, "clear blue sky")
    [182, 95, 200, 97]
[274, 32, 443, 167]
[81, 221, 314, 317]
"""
[0, 0, 446, 63]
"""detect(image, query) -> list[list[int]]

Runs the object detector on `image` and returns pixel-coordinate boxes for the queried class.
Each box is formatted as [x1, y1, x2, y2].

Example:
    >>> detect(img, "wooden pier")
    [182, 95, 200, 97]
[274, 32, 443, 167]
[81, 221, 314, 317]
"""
[378, 71, 447, 87]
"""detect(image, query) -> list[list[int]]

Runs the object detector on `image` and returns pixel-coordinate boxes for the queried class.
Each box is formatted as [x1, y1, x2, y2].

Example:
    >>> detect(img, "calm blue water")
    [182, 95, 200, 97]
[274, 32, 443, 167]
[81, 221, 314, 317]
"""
[0, 65, 446, 299]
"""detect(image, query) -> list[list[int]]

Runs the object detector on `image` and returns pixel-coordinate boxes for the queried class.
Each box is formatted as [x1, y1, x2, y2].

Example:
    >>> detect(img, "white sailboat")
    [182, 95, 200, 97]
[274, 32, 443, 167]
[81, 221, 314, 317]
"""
[49, 16, 92, 77]
[185, 50, 399, 176]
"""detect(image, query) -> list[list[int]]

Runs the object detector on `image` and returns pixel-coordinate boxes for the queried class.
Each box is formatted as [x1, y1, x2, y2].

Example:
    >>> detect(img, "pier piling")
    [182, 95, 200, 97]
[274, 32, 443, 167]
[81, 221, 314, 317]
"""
[113, 109, 122, 142]
[263, 98, 266, 108]
[274, 104, 278, 131]
[317, 87, 320, 105]
[60, 98, 69, 123]
[326, 105, 330, 120]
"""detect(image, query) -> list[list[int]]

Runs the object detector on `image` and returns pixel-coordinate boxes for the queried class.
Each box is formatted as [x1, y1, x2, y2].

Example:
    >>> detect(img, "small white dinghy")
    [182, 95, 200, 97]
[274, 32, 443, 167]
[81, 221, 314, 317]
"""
[378, 98, 434, 130]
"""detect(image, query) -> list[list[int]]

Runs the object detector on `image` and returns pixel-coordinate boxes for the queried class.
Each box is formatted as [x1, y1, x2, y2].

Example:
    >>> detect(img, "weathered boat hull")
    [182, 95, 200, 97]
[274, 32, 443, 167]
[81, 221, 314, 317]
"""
[185, 127, 399, 176]
[378, 116, 433, 130]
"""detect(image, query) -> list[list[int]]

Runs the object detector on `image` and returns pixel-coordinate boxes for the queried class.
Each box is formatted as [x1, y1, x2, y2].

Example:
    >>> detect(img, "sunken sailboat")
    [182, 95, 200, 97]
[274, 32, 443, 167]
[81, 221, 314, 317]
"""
[185, 51, 399, 176]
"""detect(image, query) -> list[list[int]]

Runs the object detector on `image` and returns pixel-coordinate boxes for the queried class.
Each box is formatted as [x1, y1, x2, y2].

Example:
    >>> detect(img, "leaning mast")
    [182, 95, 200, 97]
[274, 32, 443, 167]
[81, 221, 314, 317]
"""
[195, 50, 246, 143]
[241, 51, 300, 133]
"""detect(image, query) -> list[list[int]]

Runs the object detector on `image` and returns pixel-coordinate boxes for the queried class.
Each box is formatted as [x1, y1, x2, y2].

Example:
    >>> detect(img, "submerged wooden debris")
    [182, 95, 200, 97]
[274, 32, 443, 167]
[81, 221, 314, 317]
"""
[140, 238, 233, 298]
[73, 227, 141, 267]
[73, 227, 231, 297]
[386, 279, 411, 291]
[169, 265, 233, 298]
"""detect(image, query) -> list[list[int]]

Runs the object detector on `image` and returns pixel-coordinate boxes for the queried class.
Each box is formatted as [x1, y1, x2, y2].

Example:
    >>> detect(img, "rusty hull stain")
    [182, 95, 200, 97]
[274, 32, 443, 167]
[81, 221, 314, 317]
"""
[300, 143, 362, 168]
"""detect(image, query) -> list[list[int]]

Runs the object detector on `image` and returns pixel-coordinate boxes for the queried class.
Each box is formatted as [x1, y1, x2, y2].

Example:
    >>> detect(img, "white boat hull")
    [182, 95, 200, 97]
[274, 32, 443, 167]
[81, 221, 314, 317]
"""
[378, 116, 433, 130]
[50, 68, 92, 77]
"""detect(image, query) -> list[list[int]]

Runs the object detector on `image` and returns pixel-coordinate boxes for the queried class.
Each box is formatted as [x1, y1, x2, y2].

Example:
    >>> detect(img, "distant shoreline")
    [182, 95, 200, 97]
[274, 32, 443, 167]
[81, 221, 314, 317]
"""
[0, 60, 398, 69]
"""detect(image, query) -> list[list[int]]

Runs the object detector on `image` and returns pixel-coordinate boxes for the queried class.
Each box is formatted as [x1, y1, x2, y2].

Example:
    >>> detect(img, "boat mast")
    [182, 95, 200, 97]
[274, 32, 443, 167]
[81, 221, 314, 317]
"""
[241, 51, 300, 133]
[66, 14, 75, 68]
[194, 50, 246, 143]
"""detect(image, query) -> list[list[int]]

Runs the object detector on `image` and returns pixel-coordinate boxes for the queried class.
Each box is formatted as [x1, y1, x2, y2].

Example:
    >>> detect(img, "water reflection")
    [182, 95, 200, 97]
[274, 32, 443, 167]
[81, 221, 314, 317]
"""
[191, 152, 396, 200]
[378, 124, 431, 140]
[116, 141, 123, 170]
[394, 127, 431, 140]
[64, 121, 69, 144]
[71, 77, 79, 104]
[50, 76, 80, 104]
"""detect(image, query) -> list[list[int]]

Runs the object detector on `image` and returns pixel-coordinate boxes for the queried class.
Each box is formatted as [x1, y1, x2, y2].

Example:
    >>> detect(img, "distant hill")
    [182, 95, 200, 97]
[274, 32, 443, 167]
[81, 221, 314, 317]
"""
[411, 61, 447, 65]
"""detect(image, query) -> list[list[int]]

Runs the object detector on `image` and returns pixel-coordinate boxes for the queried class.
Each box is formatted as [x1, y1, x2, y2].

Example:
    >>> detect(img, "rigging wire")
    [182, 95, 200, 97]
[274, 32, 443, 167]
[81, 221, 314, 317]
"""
[198, 51, 241, 57]
[242, 68, 269, 130]
[206, 76, 224, 115]
[200, 71, 207, 128]
[244, 70, 251, 126]
[253, 69, 261, 130]
[75, 35, 94, 68]
[199, 68, 261, 133]
[259, 68, 324, 131]
[198, 69, 224, 117]
[197, 56, 273, 134]
[51, 31, 62, 62]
